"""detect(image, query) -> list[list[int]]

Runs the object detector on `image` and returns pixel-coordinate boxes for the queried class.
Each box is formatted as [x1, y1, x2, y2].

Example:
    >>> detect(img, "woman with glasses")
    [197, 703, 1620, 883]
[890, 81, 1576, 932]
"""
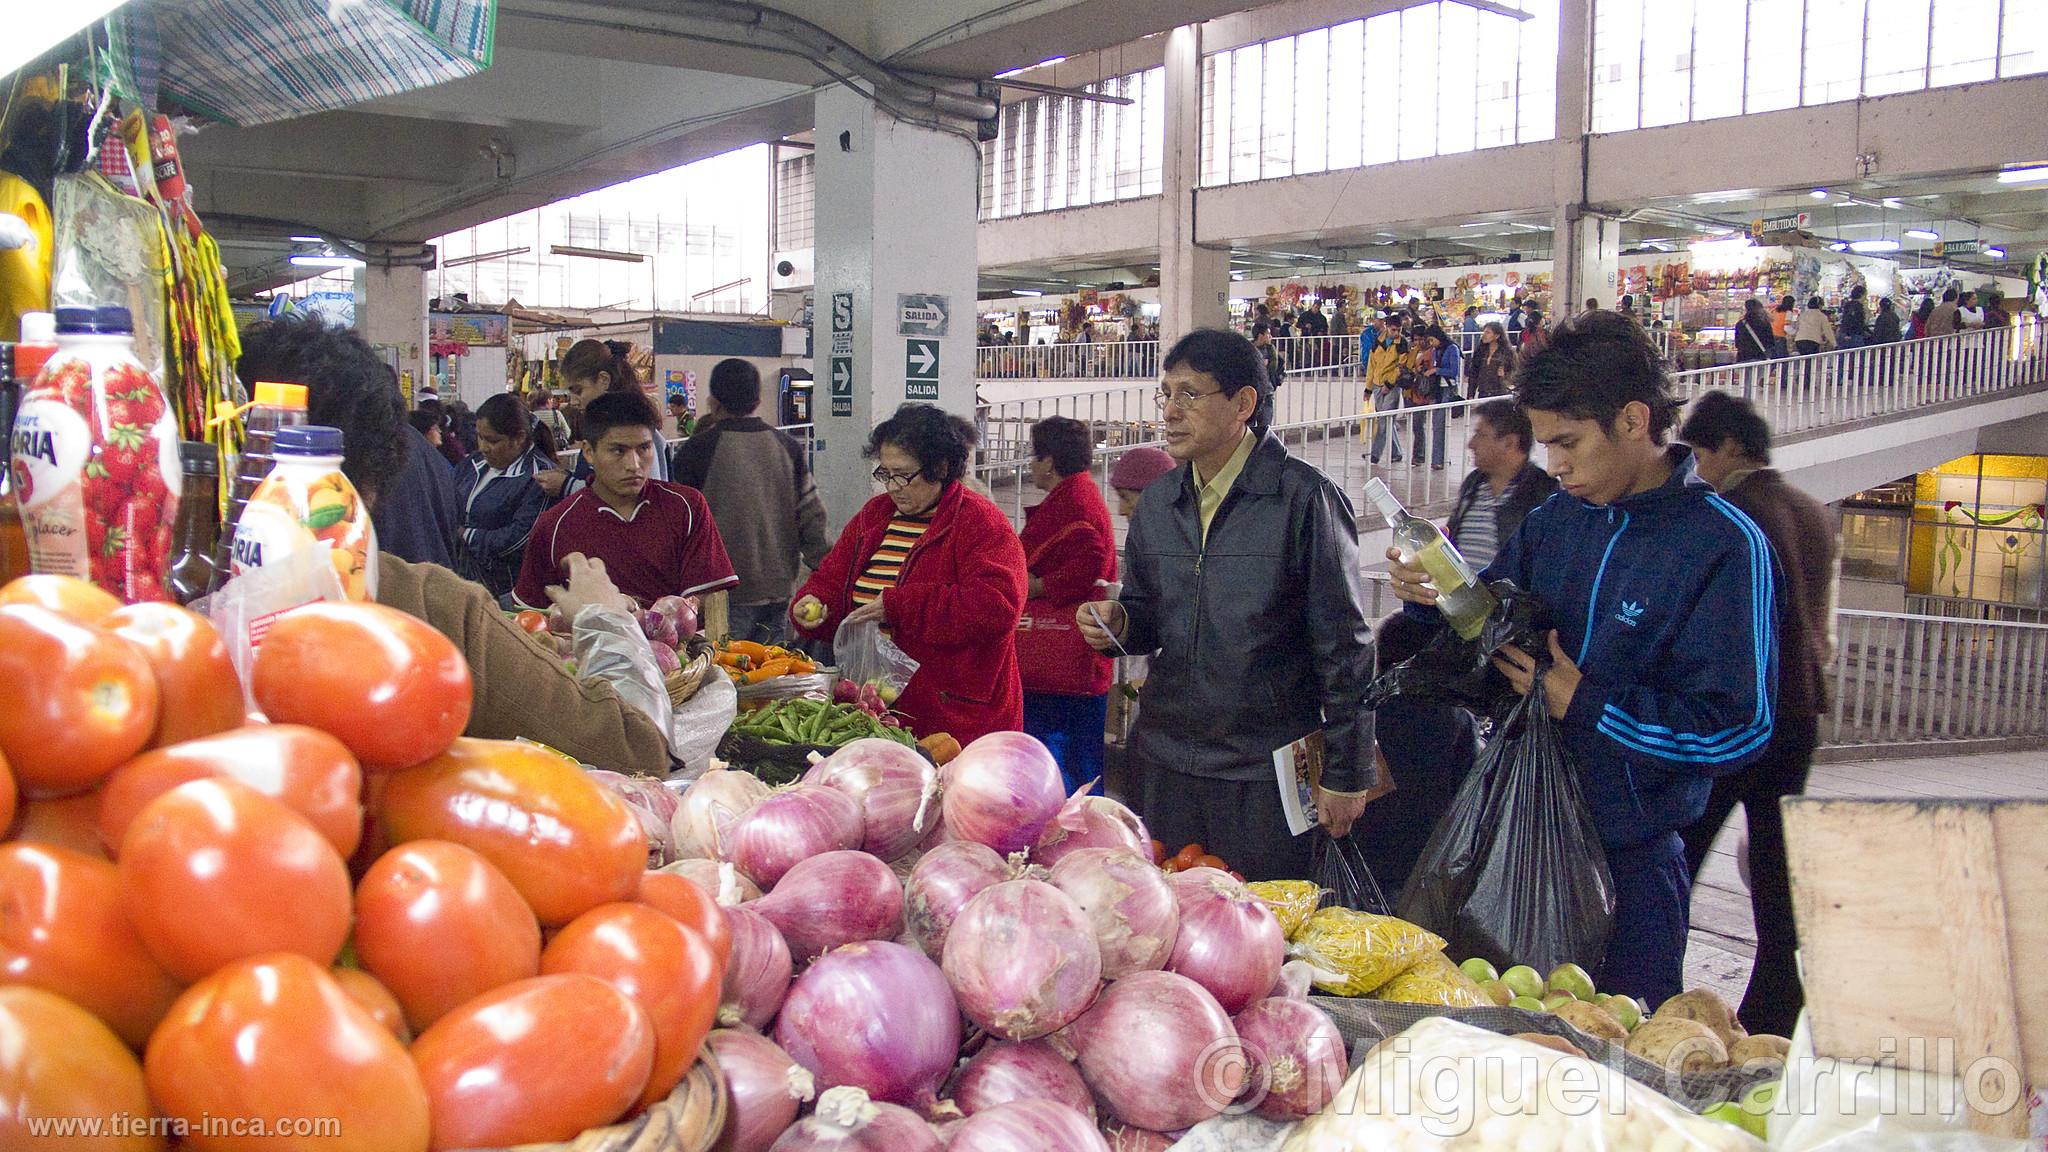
[791, 403, 1029, 745]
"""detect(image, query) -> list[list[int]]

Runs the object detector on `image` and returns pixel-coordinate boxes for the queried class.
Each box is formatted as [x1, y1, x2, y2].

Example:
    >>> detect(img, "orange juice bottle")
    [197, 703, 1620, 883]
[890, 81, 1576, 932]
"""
[230, 425, 377, 608]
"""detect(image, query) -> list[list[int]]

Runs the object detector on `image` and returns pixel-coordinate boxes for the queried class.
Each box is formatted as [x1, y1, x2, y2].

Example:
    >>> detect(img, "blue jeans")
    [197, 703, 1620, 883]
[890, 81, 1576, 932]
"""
[1370, 390, 1407, 461]
[1412, 392, 1449, 466]
[728, 600, 790, 646]
[1022, 692, 1109, 795]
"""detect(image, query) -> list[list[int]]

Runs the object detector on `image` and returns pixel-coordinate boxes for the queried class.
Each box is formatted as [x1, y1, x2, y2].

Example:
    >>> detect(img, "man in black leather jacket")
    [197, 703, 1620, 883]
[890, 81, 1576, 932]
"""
[1079, 329, 1377, 881]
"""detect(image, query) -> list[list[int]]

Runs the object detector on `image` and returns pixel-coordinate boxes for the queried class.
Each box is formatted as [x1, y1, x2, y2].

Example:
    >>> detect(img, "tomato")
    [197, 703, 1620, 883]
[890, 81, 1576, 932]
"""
[0, 986, 163, 1151]
[118, 778, 353, 983]
[353, 840, 541, 1033]
[412, 973, 653, 1148]
[0, 842, 183, 1048]
[542, 902, 722, 1110]
[1194, 854, 1228, 872]
[0, 573, 121, 623]
[0, 750, 15, 837]
[145, 953, 429, 1152]
[97, 724, 363, 859]
[1150, 838, 1168, 866]
[379, 738, 645, 926]
[330, 967, 410, 1042]
[1172, 843, 1206, 869]
[0, 606, 159, 796]
[513, 609, 549, 635]
[104, 602, 244, 748]
[636, 870, 732, 969]
[11, 788, 109, 859]
[250, 602, 472, 771]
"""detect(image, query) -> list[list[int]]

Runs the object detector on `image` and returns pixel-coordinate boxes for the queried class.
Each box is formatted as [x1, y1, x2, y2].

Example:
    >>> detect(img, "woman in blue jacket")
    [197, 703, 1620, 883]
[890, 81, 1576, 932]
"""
[456, 393, 558, 604]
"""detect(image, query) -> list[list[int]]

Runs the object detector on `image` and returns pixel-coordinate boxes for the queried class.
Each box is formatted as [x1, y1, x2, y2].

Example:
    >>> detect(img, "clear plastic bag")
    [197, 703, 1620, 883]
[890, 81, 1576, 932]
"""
[1312, 830, 1391, 915]
[1367, 951, 1491, 1008]
[832, 618, 920, 699]
[1248, 881, 1322, 940]
[668, 667, 738, 777]
[1394, 677, 1616, 977]
[1283, 1017, 1766, 1150]
[1286, 907, 1446, 997]
[570, 604, 673, 741]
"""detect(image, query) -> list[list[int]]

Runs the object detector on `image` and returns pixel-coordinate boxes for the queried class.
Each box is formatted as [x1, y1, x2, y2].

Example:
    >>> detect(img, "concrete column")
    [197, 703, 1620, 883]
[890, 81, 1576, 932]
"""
[811, 86, 982, 531]
[357, 264, 427, 405]
[1156, 25, 1230, 351]
[1549, 0, 1616, 316]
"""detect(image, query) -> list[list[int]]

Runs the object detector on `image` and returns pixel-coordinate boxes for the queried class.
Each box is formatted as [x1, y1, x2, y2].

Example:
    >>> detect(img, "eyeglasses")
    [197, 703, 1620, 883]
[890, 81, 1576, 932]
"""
[871, 466, 923, 489]
[1154, 387, 1226, 411]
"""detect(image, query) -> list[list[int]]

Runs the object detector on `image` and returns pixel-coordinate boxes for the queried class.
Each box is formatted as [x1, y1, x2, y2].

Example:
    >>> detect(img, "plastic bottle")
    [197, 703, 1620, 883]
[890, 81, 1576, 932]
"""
[0, 313, 57, 585]
[14, 306, 180, 603]
[231, 424, 377, 610]
[220, 380, 309, 564]
[167, 441, 222, 606]
[1365, 476, 1497, 642]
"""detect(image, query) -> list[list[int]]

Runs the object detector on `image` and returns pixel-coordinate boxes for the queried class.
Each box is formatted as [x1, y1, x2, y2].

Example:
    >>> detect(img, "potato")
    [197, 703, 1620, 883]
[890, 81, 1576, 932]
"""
[1625, 1016, 1729, 1073]
[1554, 1000, 1629, 1043]
[1509, 1031, 1587, 1059]
[1653, 988, 1742, 1049]
[1728, 1033, 1792, 1068]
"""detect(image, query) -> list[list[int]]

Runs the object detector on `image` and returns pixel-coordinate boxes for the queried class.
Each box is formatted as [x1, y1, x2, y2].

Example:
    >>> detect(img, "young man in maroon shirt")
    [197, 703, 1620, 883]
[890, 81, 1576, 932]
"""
[514, 392, 737, 609]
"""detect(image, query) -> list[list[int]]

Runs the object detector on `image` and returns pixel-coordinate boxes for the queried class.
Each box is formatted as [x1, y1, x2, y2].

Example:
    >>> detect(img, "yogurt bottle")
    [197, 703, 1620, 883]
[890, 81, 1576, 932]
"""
[231, 424, 378, 616]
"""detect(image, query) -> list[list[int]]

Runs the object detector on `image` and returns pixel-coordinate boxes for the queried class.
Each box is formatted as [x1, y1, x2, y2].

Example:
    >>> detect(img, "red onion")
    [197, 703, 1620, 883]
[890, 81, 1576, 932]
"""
[720, 905, 793, 1029]
[1232, 997, 1348, 1121]
[1030, 792, 1149, 869]
[903, 840, 1010, 957]
[1102, 1125, 1174, 1151]
[769, 1086, 942, 1152]
[752, 850, 904, 963]
[662, 857, 763, 904]
[726, 783, 864, 889]
[941, 880, 1101, 1040]
[1268, 960, 1313, 1002]
[804, 738, 940, 862]
[775, 941, 961, 1112]
[1045, 848, 1178, 979]
[947, 1040, 1094, 1121]
[674, 769, 773, 860]
[1165, 867, 1285, 1016]
[941, 732, 1065, 856]
[709, 1028, 815, 1152]
[588, 769, 682, 863]
[947, 1099, 1108, 1152]
[1063, 970, 1242, 1132]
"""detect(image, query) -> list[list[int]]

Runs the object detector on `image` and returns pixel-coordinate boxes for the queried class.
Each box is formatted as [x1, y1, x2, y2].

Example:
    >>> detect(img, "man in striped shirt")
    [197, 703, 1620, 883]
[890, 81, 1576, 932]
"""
[1445, 399, 1558, 569]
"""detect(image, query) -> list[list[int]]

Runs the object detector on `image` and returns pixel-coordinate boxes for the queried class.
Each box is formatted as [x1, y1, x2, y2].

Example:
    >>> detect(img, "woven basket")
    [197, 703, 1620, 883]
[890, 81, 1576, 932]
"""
[665, 650, 714, 708]
[480, 1046, 727, 1152]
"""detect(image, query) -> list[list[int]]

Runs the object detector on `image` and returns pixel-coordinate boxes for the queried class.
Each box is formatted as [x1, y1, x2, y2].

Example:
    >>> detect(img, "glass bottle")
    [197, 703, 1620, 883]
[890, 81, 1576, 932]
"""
[168, 441, 221, 606]
[218, 380, 309, 575]
[1366, 476, 1499, 642]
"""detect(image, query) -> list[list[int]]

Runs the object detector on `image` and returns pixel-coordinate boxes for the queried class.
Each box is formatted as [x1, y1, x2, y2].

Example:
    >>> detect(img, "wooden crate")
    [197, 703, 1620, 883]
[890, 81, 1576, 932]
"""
[1782, 797, 2047, 1138]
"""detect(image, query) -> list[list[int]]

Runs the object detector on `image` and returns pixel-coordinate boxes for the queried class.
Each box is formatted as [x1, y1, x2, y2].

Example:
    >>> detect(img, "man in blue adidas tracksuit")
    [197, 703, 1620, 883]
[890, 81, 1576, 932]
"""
[1389, 310, 1778, 1009]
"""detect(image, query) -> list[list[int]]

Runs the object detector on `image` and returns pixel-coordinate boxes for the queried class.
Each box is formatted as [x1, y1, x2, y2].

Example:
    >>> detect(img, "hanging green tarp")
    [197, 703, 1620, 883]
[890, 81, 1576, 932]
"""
[148, 0, 494, 127]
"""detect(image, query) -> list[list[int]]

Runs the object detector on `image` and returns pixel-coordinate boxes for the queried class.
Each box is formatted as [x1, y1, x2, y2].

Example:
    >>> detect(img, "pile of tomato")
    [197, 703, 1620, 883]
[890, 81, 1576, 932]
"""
[1150, 839, 1244, 881]
[0, 575, 727, 1152]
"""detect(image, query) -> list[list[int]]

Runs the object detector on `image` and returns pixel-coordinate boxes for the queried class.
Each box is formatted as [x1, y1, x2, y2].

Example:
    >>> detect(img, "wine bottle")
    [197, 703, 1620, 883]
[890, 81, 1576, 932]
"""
[1365, 477, 1498, 642]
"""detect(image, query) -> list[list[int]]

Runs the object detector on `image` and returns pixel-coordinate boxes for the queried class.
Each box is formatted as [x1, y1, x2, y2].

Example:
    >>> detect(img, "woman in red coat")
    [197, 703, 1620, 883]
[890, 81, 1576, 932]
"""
[1017, 417, 1117, 793]
[792, 404, 1028, 746]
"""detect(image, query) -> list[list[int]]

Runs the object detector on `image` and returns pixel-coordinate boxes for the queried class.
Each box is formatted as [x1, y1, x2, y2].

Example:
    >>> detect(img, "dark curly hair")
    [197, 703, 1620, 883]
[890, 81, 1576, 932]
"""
[1029, 416, 1094, 476]
[235, 315, 408, 509]
[866, 403, 977, 485]
[1513, 309, 1680, 446]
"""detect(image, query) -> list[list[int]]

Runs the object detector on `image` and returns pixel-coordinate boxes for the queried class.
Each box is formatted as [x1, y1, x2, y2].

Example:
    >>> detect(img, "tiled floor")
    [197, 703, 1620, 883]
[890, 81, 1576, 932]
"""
[1683, 748, 2048, 1007]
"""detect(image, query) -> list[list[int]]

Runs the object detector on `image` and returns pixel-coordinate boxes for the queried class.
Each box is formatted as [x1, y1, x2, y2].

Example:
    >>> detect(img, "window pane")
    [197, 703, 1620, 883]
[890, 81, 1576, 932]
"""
[1863, 0, 1931, 92]
[1518, 0, 1560, 142]
[1201, 54, 1228, 186]
[1474, 10, 1519, 148]
[1804, 0, 1867, 105]
[1262, 38, 1296, 178]
[1142, 69, 1165, 195]
[1295, 28, 1331, 175]
[1329, 20, 1365, 169]
[1929, 0, 1999, 84]
[1117, 75, 1143, 197]
[1641, 0, 1695, 127]
[1692, 1, 1748, 117]
[1746, 0, 1802, 112]
[2004, 0, 2048, 75]
[1437, 2, 1478, 153]
[1363, 13, 1401, 164]
[1231, 45, 1263, 182]
[1592, 0, 1643, 132]
[1399, 4, 1440, 160]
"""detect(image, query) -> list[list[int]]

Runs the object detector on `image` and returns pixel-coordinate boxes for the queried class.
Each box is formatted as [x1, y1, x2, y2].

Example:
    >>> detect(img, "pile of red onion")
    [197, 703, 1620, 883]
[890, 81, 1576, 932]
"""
[671, 731, 1339, 1148]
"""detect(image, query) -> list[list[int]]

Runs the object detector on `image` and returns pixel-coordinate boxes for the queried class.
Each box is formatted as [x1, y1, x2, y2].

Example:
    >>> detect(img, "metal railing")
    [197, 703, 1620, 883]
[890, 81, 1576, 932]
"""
[1905, 594, 2048, 626]
[974, 328, 1678, 381]
[1828, 609, 2048, 746]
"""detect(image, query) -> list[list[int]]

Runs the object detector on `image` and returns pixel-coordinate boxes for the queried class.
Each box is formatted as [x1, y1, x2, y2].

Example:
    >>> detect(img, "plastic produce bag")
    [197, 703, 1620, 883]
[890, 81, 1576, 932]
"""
[1282, 1017, 1766, 1151]
[570, 604, 673, 741]
[1286, 907, 1446, 997]
[1362, 578, 1552, 715]
[668, 667, 738, 778]
[1248, 881, 1322, 939]
[1395, 676, 1615, 977]
[1367, 951, 1490, 1008]
[832, 617, 919, 700]
[1312, 829, 1390, 915]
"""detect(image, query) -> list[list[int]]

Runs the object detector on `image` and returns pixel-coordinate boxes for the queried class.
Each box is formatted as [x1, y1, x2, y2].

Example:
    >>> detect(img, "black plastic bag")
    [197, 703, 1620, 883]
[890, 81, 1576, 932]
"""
[1363, 578, 1553, 715]
[1393, 675, 1615, 975]
[1311, 829, 1390, 915]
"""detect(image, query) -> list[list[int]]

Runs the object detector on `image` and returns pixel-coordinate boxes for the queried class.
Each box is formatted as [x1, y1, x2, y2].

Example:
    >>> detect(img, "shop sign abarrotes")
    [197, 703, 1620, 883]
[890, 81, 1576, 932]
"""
[1749, 212, 1810, 238]
[1933, 239, 1981, 258]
